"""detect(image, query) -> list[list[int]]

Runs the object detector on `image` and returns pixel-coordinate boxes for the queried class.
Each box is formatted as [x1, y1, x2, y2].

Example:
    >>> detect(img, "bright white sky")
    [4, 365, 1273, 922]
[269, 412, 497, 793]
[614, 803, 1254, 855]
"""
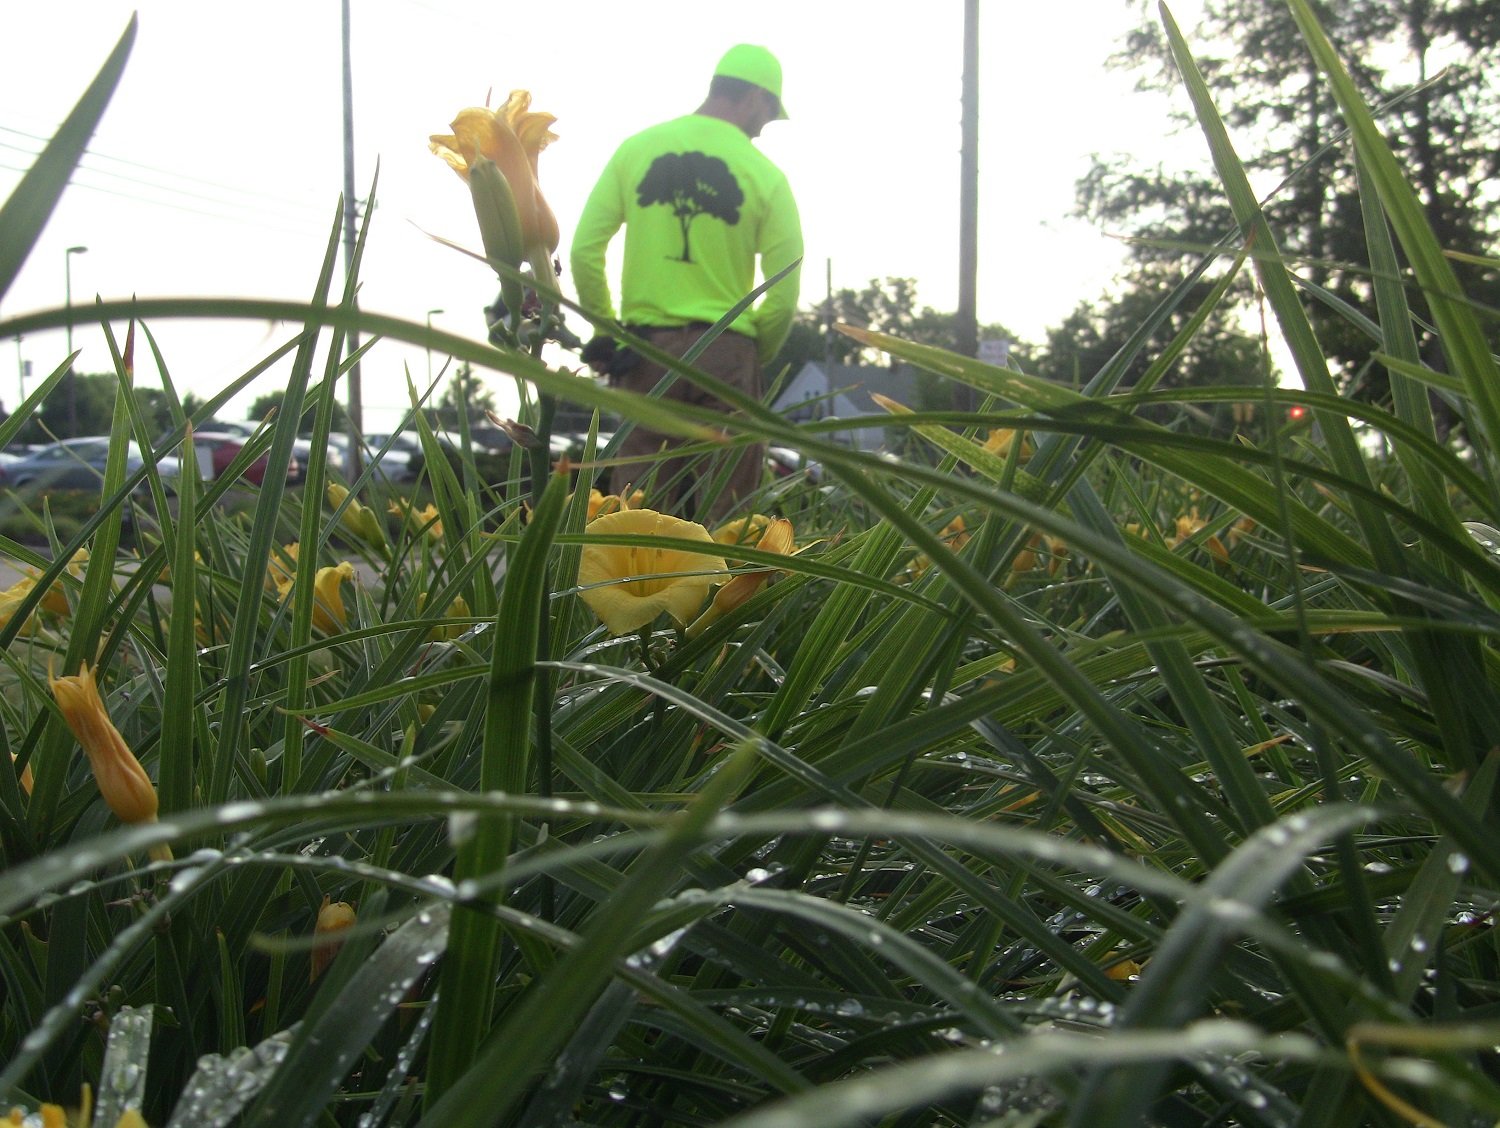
[0, 0, 1212, 430]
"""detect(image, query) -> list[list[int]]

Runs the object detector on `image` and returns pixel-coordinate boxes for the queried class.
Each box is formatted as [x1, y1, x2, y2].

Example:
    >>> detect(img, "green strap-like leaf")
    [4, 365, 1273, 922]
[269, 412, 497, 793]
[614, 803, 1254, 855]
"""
[0, 17, 136, 300]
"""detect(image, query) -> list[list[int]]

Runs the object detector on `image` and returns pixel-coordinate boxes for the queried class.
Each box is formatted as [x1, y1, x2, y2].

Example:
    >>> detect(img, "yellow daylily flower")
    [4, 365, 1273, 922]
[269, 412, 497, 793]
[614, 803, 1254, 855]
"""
[577, 509, 725, 635]
[16, 1088, 149, 1128]
[687, 517, 795, 638]
[430, 91, 560, 255]
[327, 483, 388, 549]
[310, 896, 357, 983]
[982, 427, 1032, 461]
[49, 664, 170, 862]
[0, 582, 42, 637]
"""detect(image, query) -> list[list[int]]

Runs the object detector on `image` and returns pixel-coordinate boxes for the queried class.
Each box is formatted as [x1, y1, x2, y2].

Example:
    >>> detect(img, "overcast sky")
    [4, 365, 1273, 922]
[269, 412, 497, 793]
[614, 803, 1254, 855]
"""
[0, 0, 1211, 429]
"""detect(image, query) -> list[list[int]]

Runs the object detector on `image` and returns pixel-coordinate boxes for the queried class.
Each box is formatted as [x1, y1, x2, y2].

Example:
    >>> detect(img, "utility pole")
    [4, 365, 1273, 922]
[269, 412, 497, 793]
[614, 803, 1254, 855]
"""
[426, 308, 444, 385]
[956, 0, 980, 407]
[822, 259, 834, 369]
[341, 0, 364, 474]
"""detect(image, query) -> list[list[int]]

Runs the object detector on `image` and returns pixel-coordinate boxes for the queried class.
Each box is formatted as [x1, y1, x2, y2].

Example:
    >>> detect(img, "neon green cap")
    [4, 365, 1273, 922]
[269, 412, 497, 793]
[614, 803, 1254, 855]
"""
[713, 44, 788, 119]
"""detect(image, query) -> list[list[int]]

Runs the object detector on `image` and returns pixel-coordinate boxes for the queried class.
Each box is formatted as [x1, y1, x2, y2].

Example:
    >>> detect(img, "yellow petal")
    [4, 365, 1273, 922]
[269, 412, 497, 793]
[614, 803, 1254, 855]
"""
[578, 509, 725, 635]
[311, 562, 356, 633]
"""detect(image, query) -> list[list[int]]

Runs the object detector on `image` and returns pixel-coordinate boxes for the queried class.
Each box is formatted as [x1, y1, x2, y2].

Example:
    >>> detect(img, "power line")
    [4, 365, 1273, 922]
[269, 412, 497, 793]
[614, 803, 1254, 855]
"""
[0, 160, 333, 242]
[0, 124, 328, 215]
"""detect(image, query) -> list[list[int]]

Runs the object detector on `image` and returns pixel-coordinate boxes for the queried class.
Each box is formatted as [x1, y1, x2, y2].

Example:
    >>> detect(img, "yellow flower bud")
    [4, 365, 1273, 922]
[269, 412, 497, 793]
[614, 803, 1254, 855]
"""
[49, 665, 169, 862]
[311, 562, 357, 633]
[327, 483, 388, 549]
[310, 896, 357, 982]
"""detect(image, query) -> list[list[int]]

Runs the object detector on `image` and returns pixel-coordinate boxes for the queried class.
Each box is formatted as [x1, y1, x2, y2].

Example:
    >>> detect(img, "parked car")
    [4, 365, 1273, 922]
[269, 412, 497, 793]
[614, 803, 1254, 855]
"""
[357, 432, 425, 482]
[189, 431, 301, 486]
[3, 437, 180, 491]
[766, 445, 823, 483]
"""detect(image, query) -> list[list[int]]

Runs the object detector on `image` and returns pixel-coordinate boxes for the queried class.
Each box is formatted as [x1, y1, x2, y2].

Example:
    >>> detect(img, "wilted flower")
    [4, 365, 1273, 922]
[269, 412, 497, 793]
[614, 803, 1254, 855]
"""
[577, 509, 725, 635]
[11, 751, 32, 796]
[49, 664, 170, 861]
[267, 542, 300, 593]
[688, 517, 795, 638]
[1226, 515, 1257, 548]
[906, 515, 971, 581]
[430, 91, 560, 256]
[1171, 508, 1229, 566]
[389, 498, 444, 541]
[327, 483, 388, 550]
[587, 488, 643, 521]
[712, 514, 776, 556]
[1011, 532, 1068, 575]
[310, 896, 357, 982]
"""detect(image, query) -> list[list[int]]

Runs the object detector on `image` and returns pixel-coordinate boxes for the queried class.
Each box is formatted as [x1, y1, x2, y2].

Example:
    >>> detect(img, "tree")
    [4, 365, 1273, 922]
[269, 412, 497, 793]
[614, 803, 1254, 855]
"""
[247, 389, 349, 433]
[1084, 0, 1500, 403]
[773, 277, 1027, 373]
[635, 152, 745, 263]
[11, 373, 178, 444]
[431, 364, 498, 429]
[1032, 285, 1266, 436]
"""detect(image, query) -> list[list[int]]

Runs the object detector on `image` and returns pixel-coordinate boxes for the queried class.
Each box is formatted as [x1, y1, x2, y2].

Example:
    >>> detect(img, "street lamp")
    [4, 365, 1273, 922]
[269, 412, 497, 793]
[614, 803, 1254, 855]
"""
[65, 245, 88, 359]
[65, 245, 88, 436]
[425, 308, 444, 384]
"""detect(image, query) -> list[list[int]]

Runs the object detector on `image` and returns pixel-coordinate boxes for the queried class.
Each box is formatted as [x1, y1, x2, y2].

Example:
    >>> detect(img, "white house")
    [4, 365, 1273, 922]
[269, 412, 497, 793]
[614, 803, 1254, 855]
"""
[769, 362, 921, 451]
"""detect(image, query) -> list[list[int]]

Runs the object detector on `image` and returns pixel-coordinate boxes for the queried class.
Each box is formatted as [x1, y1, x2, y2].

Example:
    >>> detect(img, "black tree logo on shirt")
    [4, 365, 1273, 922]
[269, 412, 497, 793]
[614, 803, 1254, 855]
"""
[636, 151, 744, 263]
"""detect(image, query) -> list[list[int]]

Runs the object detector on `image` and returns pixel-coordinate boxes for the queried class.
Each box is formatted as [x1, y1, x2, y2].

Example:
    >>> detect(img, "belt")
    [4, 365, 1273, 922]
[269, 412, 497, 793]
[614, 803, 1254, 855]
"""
[628, 322, 748, 339]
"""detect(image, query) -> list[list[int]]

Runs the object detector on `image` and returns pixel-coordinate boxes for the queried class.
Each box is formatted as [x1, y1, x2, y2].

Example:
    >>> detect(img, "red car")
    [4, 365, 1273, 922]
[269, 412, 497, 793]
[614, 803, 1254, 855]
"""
[190, 431, 300, 485]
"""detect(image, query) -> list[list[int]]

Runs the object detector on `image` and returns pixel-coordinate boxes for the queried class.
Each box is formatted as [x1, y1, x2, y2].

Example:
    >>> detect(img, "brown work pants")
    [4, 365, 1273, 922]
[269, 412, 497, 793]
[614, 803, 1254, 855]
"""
[608, 326, 762, 524]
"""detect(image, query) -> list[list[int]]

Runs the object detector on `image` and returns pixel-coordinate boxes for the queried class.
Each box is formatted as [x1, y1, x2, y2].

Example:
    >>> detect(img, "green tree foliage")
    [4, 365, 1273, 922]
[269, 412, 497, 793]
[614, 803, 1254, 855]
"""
[772, 277, 1026, 373]
[1084, 0, 1500, 404]
[248, 388, 348, 432]
[11, 372, 175, 444]
[431, 363, 498, 428]
[1033, 284, 1266, 436]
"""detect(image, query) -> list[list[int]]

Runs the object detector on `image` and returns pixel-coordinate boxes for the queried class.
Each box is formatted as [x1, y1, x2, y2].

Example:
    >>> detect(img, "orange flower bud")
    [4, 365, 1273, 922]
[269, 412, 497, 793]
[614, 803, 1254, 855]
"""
[49, 664, 169, 862]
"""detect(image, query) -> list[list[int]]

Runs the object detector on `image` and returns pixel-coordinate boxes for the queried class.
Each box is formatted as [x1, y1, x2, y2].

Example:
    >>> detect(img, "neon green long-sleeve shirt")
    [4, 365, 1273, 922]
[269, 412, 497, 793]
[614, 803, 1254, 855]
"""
[569, 114, 803, 365]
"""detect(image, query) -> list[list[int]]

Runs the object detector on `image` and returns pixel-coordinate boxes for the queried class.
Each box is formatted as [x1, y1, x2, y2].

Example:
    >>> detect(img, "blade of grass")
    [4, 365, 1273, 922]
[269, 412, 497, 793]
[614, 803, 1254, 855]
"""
[0, 17, 135, 298]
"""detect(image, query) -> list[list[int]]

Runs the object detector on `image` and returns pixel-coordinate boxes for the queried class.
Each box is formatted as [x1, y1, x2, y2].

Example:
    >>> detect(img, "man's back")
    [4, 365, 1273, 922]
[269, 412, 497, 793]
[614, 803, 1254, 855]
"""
[571, 112, 801, 361]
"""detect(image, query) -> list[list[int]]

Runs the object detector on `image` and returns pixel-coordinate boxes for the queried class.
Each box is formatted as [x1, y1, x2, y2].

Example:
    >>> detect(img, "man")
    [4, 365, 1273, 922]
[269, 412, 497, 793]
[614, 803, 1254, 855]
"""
[570, 43, 803, 520]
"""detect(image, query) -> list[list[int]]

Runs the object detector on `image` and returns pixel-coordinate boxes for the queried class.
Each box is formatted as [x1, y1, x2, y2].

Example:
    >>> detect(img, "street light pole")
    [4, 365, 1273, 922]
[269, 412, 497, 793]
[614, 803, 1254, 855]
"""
[426, 308, 444, 385]
[65, 245, 88, 360]
[65, 245, 88, 435]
